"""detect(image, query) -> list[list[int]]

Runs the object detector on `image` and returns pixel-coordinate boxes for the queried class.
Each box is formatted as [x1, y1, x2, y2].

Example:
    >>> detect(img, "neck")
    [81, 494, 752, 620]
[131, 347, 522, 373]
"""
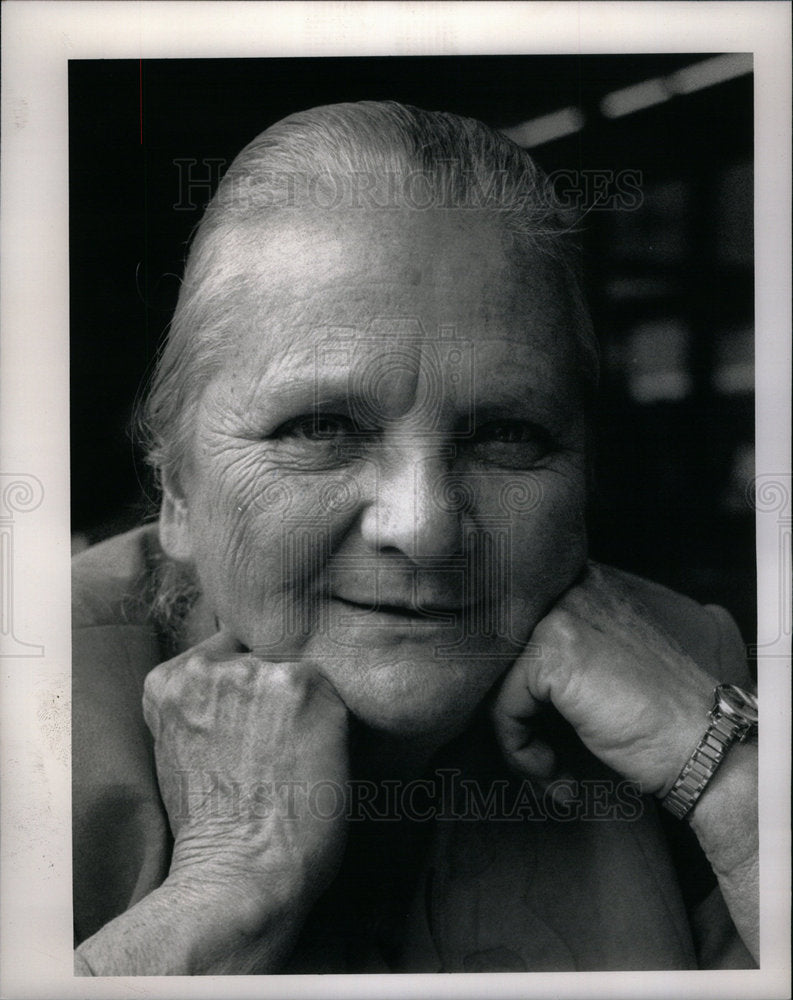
[349, 707, 489, 786]
[349, 725, 439, 784]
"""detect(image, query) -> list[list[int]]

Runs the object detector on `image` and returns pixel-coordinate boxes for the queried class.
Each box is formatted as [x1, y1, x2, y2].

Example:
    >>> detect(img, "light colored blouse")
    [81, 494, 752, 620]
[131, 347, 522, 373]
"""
[72, 525, 756, 971]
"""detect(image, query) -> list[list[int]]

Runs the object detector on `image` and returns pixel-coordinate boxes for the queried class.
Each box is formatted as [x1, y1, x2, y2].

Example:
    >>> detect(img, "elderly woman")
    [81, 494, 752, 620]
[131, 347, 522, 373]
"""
[72, 102, 758, 974]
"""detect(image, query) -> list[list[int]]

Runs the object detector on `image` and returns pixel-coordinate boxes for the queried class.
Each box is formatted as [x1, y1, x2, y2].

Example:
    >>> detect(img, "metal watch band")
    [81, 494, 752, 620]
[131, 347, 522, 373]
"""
[661, 714, 738, 820]
[661, 683, 758, 821]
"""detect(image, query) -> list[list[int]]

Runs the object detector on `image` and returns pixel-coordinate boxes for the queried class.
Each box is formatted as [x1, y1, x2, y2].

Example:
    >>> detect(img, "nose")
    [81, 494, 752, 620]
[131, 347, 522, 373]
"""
[359, 445, 462, 562]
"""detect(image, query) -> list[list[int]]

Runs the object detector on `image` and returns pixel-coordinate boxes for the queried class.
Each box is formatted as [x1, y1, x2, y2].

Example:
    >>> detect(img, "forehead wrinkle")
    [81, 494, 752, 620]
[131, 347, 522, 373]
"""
[211, 212, 581, 415]
[219, 290, 579, 425]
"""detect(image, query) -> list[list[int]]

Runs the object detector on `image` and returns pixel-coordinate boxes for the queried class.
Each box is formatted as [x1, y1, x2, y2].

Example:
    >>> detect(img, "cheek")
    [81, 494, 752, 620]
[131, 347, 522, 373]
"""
[186, 450, 283, 598]
[187, 458, 356, 637]
[505, 472, 588, 626]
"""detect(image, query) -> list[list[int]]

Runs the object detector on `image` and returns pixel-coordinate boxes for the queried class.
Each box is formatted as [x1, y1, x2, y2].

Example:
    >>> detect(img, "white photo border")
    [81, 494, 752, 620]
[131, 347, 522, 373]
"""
[1, 2, 790, 998]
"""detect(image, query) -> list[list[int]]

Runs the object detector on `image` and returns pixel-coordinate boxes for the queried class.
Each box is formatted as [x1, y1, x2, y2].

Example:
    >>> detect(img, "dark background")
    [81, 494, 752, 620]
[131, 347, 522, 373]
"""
[69, 56, 755, 643]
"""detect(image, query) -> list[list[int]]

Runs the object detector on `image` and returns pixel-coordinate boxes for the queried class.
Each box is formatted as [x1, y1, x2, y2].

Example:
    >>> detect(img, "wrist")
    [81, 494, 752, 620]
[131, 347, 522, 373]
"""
[659, 682, 758, 819]
[165, 850, 315, 940]
[76, 874, 296, 976]
[687, 737, 758, 874]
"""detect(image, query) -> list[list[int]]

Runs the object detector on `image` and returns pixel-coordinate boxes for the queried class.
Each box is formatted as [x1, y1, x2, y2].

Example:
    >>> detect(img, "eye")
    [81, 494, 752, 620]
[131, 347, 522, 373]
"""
[274, 413, 357, 442]
[480, 421, 540, 444]
[467, 419, 553, 467]
[474, 420, 550, 447]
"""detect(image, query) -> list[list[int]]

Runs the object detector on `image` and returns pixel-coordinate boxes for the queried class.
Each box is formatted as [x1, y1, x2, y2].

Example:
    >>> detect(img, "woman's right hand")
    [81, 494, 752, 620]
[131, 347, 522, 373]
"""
[141, 628, 351, 924]
[75, 629, 351, 975]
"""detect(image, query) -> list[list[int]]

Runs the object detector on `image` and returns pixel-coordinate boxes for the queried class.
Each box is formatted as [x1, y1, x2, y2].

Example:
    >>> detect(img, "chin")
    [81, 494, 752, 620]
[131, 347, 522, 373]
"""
[326, 650, 509, 743]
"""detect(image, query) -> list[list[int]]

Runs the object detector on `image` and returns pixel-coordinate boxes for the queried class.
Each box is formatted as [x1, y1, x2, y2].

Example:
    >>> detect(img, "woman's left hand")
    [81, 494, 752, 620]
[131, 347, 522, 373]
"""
[491, 561, 718, 798]
[491, 561, 759, 963]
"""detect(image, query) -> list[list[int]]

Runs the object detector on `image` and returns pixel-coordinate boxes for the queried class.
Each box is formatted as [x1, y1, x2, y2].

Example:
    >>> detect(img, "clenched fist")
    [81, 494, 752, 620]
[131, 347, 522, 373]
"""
[141, 628, 350, 923]
[491, 562, 719, 798]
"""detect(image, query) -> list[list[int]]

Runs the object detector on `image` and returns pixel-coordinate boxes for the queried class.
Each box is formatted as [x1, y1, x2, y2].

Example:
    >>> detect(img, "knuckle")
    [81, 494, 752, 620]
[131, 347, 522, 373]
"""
[142, 663, 167, 704]
[141, 678, 161, 733]
[260, 662, 296, 689]
[264, 664, 317, 705]
[221, 656, 255, 682]
[183, 651, 212, 677]
[203, 656, 260, 700]
[535, 607, 578, 645]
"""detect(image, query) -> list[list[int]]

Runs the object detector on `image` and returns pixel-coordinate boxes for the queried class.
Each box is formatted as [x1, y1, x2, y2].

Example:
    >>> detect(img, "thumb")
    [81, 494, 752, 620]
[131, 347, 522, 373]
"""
[491, 658, 559, 780]
[198, 622, 249, 661]
[142, 625, 247, 737]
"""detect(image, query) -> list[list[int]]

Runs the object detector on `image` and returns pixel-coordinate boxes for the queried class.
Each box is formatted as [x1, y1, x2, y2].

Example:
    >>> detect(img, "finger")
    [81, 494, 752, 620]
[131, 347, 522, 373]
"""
[197, 624, 249, 661]
[544, 772, 579, 808]
[205, 626, 349, 718]
[301, 664, 351, 716]
[214, 616, 316, 664]
[141, 681, 160, 739]
[491, 661, 547, 771]
[142, 626, 246, 725]
[502, 735, 559, 780]
[158, 624, 248, 673]
[491, 651, 544, 729]
[248, 628, 316, 663]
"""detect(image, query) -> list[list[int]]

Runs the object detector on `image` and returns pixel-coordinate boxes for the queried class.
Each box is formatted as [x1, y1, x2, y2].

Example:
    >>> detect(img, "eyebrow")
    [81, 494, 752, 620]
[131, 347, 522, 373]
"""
[235, 341, 351, 406]
[266, 379, 352, 409]
[240, 378, 577, 448]
[233, 338, 581, 431]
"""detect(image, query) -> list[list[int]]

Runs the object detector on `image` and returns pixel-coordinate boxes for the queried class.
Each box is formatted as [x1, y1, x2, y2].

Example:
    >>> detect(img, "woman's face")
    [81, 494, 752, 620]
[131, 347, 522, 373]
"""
[162, 209, 588, 745]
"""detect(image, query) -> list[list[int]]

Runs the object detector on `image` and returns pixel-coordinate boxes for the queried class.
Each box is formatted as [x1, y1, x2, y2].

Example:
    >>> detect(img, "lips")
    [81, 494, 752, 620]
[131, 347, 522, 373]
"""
[334, 596, 464, 619]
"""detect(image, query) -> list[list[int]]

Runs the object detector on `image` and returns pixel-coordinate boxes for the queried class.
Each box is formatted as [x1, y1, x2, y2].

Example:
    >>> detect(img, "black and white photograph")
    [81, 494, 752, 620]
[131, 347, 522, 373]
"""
[1, 3, 790, 997]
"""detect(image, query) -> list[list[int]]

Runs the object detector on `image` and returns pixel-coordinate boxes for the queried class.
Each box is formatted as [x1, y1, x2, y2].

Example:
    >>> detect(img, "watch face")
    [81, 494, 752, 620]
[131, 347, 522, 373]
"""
[717, 683, 759, 724]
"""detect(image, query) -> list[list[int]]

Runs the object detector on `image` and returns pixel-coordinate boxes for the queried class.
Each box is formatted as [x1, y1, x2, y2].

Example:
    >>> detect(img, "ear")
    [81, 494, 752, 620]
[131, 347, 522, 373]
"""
[158, 471, 193, 562]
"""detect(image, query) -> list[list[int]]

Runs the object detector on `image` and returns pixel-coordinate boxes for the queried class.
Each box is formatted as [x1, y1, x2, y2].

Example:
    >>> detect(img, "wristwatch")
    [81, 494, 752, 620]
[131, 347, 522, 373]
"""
[661, 683, 758, 821]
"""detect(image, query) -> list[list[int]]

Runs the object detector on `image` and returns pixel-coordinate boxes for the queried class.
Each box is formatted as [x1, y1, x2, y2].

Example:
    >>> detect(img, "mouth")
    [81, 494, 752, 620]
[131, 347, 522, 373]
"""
[333, 596, 464, 623]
